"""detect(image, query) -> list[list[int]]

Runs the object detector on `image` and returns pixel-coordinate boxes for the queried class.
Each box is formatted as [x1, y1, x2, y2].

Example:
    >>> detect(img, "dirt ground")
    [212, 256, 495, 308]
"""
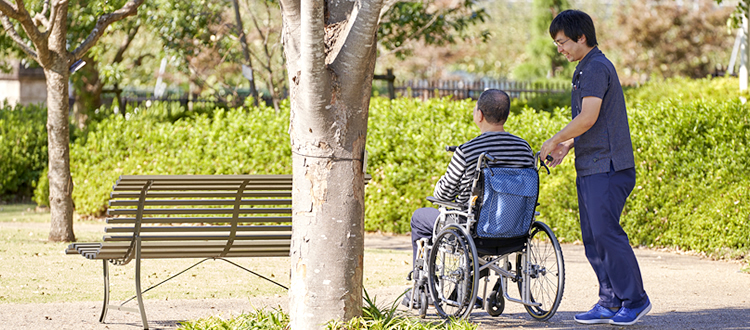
[1, 233, 749, 330]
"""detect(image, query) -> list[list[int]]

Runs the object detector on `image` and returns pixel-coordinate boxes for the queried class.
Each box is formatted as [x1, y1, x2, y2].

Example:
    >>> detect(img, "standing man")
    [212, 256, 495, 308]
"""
[539, 10, 651, 326]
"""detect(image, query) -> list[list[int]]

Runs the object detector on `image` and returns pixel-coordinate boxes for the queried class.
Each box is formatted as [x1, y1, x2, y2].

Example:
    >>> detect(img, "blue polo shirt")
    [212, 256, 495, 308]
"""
[571, 47, 635, 177]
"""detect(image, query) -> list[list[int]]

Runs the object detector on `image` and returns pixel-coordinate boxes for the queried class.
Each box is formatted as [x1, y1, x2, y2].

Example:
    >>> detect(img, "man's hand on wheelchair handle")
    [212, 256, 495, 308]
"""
[540, 139, 572, 168]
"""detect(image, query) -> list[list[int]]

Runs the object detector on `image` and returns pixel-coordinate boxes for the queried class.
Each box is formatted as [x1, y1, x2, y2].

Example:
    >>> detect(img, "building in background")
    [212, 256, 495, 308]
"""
[0, 60, 46, 106]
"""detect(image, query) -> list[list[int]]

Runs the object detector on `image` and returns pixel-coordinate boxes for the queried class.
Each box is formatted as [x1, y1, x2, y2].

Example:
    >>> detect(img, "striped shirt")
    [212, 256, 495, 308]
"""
[433, 131, 534, 204]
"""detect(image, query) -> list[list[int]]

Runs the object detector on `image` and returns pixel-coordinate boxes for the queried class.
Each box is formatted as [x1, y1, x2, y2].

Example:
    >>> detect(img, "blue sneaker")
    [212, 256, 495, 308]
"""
[609, 298, 652, 326]
[574, 304, 618, 324]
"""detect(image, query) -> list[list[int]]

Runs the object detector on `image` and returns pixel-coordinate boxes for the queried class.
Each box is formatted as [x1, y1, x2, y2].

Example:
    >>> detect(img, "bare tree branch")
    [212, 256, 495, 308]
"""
[0, 0, 48, 50]
[248, 47, 272, 72]
[42, 0, 50, 16]
[0, 0, 18, 16]
[46, 0, 66, 37]
[279, 0, 301, 81]
[379, 0, 408, 20]
[330, 0, 384, 74]
[33, 0, 51, 28]
[113, 24, 140, 64]
[299, 0, 330, 109]
[71, 0, 145, 60]
[248, 4, 268, 46]
[0, 13, 39, 60]
[377, 9, 441, 57]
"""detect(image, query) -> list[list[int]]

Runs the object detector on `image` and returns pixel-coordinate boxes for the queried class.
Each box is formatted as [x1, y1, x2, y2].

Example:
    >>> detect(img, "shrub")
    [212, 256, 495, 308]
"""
[66, 101, 291, 215]
[0, 102, 48, 200]
[624, 97, 750, 253]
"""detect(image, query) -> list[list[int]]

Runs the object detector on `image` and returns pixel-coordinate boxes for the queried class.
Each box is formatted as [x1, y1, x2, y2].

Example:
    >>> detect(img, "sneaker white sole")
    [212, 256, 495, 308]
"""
[574, 317, 613, 324]
[609, 302, 652, 326]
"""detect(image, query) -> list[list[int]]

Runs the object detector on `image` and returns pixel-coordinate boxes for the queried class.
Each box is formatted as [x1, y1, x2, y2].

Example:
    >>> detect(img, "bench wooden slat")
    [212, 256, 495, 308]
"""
[95, 245, 291, 254]
[104, 233, 291, 241]
[110, 191, 293, 199]
[117, 174, 293, 181]
[114, 174, 370, 182]
[106, 216, 292, 224]
[108, 199, 292, 207]
[105, 225, 293, 233]
[113, 185, 292, 191]
[107, 207, 292, 216]
[116, 180, 292, 186]
[93, 246, 290, 254]
[69, 240, 291, 249]
[86, 251, 291, 260]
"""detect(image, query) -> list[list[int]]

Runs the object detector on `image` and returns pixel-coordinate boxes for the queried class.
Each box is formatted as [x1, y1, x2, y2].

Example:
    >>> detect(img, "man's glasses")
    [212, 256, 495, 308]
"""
[553, 38, 571, 47]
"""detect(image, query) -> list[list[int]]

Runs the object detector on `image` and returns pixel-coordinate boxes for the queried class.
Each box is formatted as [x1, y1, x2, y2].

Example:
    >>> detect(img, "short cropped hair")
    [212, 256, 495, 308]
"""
[549, 9, 598, 47]
[476, 89, 510, 124]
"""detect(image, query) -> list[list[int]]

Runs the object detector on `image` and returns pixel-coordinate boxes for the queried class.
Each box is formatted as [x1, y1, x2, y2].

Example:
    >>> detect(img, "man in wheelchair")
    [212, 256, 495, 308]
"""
[403, 89, 535, 309]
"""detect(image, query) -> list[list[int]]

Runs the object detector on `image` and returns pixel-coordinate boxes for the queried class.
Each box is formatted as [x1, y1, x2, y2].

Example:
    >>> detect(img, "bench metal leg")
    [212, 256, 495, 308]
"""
[100, 260, 110, 323]
[135, 237, 149, 330]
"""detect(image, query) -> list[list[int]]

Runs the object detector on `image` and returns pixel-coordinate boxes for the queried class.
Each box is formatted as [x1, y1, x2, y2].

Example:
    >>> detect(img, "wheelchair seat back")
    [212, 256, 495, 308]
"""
[475, 166, 539, 239]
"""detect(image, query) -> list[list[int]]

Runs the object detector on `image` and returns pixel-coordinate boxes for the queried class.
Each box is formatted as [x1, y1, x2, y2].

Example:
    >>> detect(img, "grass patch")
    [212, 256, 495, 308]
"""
[0, 203, 50, 223]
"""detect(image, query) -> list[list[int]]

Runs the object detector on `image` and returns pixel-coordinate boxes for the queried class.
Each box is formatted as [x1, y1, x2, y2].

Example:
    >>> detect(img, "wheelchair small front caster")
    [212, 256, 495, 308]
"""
[486, 290, 505, 317]
[418, 288, 428, 318]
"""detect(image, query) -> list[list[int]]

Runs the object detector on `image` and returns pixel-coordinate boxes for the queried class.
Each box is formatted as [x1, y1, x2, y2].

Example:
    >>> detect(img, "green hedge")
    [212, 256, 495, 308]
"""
[66, 101, 292, 215]
[0, 102, 48, 200]
[18, 77, 750, 258]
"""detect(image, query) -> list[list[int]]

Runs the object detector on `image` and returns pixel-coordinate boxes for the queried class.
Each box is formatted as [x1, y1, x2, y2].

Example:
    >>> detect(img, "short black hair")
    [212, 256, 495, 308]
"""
[549, 9, 598, 47]
[476, 89, 510, 124]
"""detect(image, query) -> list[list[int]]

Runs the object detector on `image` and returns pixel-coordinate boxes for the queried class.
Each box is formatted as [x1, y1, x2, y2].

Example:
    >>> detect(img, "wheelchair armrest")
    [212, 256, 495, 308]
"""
[426, 196, 465, 209]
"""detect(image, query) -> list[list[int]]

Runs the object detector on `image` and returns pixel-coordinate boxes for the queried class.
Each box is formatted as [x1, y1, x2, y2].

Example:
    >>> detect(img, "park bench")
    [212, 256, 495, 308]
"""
[65, 174, 367, 329]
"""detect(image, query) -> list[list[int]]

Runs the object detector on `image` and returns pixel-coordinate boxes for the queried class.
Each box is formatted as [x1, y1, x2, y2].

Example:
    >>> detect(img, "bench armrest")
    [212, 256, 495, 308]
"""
[426, 196, 465, 209]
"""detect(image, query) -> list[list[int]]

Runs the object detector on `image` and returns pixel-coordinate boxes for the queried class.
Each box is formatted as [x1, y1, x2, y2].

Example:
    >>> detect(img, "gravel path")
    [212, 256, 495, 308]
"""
[1, 234, 749, 330]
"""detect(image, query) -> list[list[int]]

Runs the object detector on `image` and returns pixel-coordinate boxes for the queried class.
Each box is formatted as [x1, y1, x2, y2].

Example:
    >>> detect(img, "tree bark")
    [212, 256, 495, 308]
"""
[46, 2, 75, 242]
[73, 54, 102, 129]
[282, 0, 382, 328]
[45, 66, 75, 242]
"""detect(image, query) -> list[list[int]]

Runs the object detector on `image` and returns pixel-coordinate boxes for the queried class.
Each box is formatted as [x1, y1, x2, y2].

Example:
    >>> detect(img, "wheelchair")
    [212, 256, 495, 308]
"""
[407, 149, 565, 321]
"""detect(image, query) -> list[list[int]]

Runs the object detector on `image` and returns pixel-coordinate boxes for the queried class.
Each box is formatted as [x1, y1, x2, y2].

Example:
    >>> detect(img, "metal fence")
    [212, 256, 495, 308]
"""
[395, 80, 569, 100]
[101, 86, 266, 109]
[101, 79, 569, 108]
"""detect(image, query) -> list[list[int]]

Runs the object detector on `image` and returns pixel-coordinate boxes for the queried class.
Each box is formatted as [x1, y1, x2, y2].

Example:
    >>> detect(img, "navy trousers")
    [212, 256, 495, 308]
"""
[410, 207, 440, 264]
[577, 163, 648, 309]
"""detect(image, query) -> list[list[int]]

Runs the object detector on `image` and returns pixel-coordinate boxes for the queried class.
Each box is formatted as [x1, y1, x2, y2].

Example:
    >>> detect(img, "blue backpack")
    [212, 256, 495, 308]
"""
[476, 167, 539, 239]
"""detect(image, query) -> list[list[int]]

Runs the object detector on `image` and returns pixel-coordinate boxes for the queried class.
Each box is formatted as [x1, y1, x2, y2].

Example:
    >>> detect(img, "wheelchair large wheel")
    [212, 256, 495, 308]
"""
[428, 227, 478, 319]
[517, 221, 565, 321]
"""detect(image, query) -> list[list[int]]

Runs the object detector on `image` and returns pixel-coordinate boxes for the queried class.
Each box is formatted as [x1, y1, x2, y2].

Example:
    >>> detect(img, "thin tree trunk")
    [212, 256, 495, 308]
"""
[231, 0, 259, 106]
[73, 54, 102, 128]
[45, 64, 75, 242]
[45, 2, 75, 242]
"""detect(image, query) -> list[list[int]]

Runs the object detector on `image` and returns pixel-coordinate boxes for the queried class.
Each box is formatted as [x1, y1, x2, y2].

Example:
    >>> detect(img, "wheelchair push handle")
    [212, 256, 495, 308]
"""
[445, 145, 458, 152]
[536, 151, 553, 174]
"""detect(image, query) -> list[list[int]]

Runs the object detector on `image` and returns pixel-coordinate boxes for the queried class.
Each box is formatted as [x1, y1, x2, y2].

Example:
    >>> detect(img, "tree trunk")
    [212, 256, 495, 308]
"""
[45, 64, 75, 242]
[73, 55, 102, 128]
[231, 0, 260, 106]
[282, 0, 382, 327]
[46, 3, 75, 243]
